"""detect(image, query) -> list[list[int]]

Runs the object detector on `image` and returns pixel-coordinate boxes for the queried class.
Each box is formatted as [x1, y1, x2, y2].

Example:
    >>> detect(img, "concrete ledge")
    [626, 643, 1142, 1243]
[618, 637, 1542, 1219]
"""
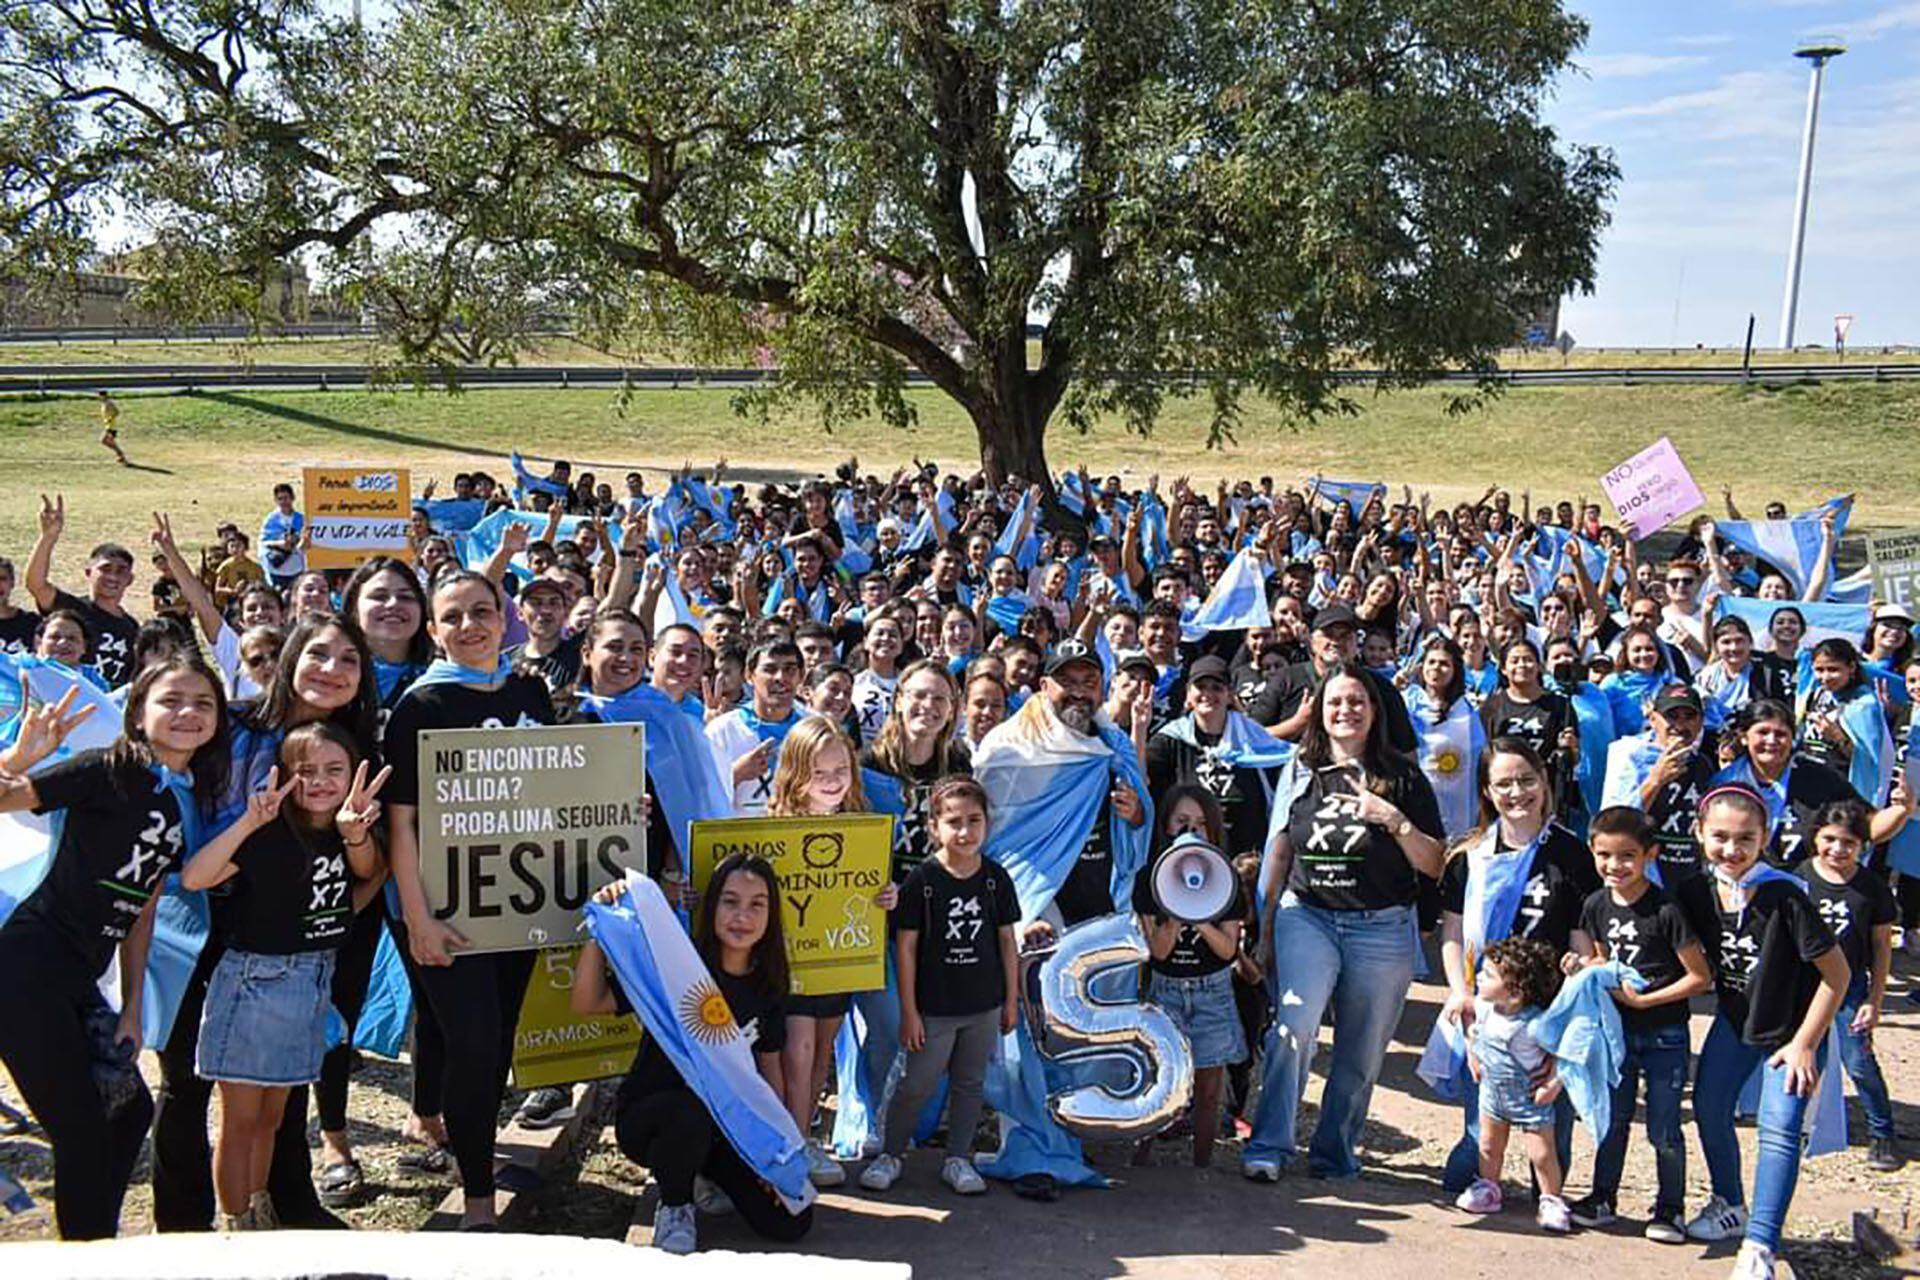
[423, 1081, 604, 1231]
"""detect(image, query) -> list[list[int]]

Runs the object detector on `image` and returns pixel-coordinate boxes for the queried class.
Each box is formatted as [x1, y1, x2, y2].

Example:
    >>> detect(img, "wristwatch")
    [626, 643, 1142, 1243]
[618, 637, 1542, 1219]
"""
[1393, 817, 1413, 838]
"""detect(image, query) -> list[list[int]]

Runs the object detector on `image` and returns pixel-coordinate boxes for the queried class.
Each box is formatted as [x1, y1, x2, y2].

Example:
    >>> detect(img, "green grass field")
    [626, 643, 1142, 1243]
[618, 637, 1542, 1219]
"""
[2, 379, 1916, 583]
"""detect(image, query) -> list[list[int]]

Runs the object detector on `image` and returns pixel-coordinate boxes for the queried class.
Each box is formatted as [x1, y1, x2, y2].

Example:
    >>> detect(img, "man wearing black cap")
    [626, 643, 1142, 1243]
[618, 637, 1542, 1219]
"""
[506, 576, 585, 697]
[1105, 649, 1160, 764]
[1146, 655, 1279, 858]
[1254, 602, 1415, 753]
[1601, 683, 1716, 885]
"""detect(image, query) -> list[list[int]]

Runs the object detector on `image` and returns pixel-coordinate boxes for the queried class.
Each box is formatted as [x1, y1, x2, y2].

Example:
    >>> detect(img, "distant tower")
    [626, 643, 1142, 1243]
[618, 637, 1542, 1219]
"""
[1778, 38, 1845, 350]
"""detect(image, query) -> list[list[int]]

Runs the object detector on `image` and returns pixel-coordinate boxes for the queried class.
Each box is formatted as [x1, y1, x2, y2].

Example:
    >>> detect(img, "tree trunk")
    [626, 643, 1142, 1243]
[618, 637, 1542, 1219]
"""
[973, 402, 1053, 495]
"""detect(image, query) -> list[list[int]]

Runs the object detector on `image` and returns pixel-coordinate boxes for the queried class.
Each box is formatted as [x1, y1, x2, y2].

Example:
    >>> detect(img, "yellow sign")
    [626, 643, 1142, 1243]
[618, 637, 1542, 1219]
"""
[512, 944, 642, 1089]
[689, 814, 894, 997]
[303, 466, 413, 569]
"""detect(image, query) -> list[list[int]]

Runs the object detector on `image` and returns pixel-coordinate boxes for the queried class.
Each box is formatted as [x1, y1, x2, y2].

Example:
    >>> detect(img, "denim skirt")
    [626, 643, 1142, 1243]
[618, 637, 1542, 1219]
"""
[1147, 967, 1248, 1069]
[197, 948, 336, 1086]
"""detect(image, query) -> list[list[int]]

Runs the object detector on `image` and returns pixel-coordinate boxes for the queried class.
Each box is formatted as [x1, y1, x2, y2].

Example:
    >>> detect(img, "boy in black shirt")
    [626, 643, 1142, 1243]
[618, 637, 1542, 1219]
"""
[1568, 807, 1713, 1240]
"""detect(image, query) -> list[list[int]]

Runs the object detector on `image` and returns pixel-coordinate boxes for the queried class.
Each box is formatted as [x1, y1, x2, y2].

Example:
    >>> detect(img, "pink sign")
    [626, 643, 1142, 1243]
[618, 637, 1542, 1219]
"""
[1600, 436, 1705, 541]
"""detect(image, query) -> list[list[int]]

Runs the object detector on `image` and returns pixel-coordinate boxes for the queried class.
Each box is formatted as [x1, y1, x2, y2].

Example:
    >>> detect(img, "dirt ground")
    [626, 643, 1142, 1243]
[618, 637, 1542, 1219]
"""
[6, 944, 1920, 1277]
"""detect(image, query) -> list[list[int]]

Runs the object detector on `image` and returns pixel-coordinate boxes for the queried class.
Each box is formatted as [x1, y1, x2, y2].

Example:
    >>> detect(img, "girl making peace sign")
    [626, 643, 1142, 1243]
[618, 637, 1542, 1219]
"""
[180, 725, 388, 1230]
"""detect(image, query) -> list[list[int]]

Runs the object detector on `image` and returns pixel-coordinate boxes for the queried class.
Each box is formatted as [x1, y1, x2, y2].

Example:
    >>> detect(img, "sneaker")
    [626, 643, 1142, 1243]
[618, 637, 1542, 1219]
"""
[1537, 1193, 1573, 1234]
[1241, 1158, 1282, 1183]
[1455, 1177, 1504, 1215]
[805, 1140, 846, 1188]
[651, 1202, 697, 1255]
[1645, 1211, 1687, 1245]
[941, 1157, 986, 1195]
[859, 1154, 904, 1192]
[1730, 1242, 1776, 1280]
[1567, 1193, 1615, 1228]
[514, 1086, 575, 1130]
[1868, 1136, 1906, 1172]
[691, 1175, 734, 1216]
[1686, 1194, 1749, 1242]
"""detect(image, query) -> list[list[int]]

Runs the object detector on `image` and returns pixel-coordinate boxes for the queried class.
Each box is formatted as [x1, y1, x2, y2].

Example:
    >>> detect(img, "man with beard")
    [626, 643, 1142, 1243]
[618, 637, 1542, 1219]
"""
[1254, 603, 1415, 753]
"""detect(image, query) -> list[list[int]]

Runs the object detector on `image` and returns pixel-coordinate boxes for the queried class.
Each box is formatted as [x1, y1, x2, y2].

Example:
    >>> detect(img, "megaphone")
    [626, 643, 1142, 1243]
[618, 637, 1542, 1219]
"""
[1149, 835, 1236, 923]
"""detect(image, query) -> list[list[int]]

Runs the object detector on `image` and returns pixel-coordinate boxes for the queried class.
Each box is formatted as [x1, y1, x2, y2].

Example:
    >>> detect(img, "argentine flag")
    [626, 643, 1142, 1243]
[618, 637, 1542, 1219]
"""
[1315, 478, 1387, 517]
[1713, 498, 1851, 600]
[1404, 686, 1485, 839]
[1715, 597, 1869, 653]
[1189, 548, 1272, 633]
[585, 872, 815, 1215]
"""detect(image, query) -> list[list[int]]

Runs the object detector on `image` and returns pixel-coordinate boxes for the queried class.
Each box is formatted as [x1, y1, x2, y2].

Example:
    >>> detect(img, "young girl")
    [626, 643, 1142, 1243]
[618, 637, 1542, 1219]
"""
[1132, 784, 1246, 1167]
[1799, 638, 1894, 806]
[1684, 784, 1851, 1280]
[181, 724, 387, 1230]
[573, 854, 811, 1255]
[767, 717, 897, 1187]
[1455, 937, 1570, 1233]
[860, 776, 1017, 1195]
[0, 660, 228, 1239]
[1802, 800, 1901, 1171]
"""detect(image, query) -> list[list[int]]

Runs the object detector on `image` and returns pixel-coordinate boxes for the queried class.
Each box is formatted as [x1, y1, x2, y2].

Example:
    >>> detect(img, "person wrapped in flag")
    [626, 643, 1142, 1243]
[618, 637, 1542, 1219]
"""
[574, 857, 814, 1256]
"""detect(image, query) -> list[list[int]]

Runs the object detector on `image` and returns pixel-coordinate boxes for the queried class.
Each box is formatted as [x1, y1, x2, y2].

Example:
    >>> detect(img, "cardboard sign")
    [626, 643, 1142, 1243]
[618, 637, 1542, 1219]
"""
[1869, 530, 1920, 611]
[1599, 437, 1705, 542]
[688, 814, 893, 996]
[418, 722, 647, 953]
[303, 466, 413, 569]
[512, 944, 643, 1089]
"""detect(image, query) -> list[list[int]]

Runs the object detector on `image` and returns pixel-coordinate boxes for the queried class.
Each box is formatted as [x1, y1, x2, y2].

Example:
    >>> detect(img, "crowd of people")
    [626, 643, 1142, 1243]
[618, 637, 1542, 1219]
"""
[1, 452, 1916, 1280]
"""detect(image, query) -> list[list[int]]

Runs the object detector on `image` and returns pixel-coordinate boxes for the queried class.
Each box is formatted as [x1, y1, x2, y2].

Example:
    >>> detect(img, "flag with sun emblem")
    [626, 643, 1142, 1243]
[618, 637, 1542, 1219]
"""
[1404, 684, 1485, 840]
[584, 870, 815, 1214]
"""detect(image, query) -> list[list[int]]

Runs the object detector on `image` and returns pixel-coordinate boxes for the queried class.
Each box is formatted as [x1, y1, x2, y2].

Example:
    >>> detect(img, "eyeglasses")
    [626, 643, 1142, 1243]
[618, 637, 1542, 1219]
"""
[1666, 577, 1698, 588]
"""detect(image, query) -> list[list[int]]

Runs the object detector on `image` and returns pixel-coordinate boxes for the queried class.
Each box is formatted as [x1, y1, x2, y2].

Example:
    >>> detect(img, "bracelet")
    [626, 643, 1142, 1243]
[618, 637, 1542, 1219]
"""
[344, 835, 375, 850]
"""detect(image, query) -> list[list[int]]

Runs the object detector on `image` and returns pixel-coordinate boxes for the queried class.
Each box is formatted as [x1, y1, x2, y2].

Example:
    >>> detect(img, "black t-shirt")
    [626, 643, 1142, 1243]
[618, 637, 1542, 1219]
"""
[1259, 662, 1416, 753]
[1693, 877, 1836, 1047]
[1131, 867, 1247, 978]
[12, 750, 190, 977]
[1284, 762, 1444, 911]
[613, 963, 786, 1101]
[1765, 761, 1861, 867]
[383, 675, 559, 807]
[1751, 654, 1796, 705]
[1580, 884, 1699, 1033]
[0, 608, 38, 655]
[1642, 750, 1720, 884]
[221, 814, 356, 954]
[1479, 689, 1576, 799]
[1805, 867, 1895, 985]
[1145, 727, 1276, 858]
[1054, 791, 1118, 925]
[52, 588, 139, 689]
[863, 743, 972, 884]
[508, 632, 585, 698]
[1439, 824, 1600, 952]
[895, 856, 1018, 1016]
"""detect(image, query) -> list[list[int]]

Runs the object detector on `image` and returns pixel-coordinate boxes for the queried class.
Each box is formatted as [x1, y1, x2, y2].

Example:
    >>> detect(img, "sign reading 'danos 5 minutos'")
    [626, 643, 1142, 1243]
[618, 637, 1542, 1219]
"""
[418, 722, 647, 953]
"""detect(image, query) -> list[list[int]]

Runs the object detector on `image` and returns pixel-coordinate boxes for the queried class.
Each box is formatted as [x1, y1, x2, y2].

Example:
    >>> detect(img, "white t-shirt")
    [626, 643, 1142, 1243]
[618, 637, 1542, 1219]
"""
[213, 622, 264, 702]
[260, 509, 306, 579]
[850, 669, 898, 746]
[706, 710, 787, 817]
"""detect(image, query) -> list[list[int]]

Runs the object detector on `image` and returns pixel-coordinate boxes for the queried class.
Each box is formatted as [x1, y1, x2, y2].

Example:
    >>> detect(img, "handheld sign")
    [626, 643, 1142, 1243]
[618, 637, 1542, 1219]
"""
[1600, 437, 1704, 542]
[1868, 530, 1920, 612]
[512, 944, 643, 1089]
[419, 722, 646, 953]
[689, 814, 893, 996]
[303, 466, 413, 569]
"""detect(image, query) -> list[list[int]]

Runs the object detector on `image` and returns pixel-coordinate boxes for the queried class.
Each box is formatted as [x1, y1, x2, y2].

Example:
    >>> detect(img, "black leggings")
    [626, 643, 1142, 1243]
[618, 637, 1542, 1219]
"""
[0, 947, 151, 1241]
[409, 948, 535, 1198]
[614, 1087, 812, 1243]
[1897, 871, 1920, 932]
[388, 916, 448, 1121]
[151, 939, 325, 1231]
[313, 908, 383, 1133]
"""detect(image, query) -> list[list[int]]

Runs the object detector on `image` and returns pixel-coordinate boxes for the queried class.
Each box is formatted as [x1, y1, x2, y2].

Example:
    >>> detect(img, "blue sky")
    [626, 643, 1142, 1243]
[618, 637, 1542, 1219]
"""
[1550, 2, 1920, 349]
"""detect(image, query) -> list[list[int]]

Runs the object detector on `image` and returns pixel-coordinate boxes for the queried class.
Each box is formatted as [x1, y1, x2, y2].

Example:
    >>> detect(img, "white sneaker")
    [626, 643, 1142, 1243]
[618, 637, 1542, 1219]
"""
[1731, 1242, 1776, 1280]
[1536, 1193, 1572, 1234]
[1241, 1158, 1282, 1183]
[805, 1139, 846, 1188]
[859, 1154, 904, 1192]
[1686, 1195, 1749, 1242]
[691, 1175, 734, 1216]
[941, 1157, 986, 1195]
[652, 1202, 697, 1255]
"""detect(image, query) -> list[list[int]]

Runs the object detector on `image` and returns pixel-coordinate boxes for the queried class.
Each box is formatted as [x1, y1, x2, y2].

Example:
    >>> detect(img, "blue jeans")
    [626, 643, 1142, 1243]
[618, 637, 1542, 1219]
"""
[1694, 1013, 1827, 1252]
[1442, 1072, 1575, 1194]
[1837, 977, 1896, 1141]
[1590, 1022, 1690, 1212]
[1245, 897, 1415, 1177]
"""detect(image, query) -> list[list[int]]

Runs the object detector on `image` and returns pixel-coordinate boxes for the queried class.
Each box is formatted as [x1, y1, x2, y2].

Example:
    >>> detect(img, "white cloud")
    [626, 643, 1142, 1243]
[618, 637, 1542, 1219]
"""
[1670, 34, 1738, 49]
[1583, 53, 1710, 78]
[1595, 70, 1805, 142]
[1830, 2, 1920, 41]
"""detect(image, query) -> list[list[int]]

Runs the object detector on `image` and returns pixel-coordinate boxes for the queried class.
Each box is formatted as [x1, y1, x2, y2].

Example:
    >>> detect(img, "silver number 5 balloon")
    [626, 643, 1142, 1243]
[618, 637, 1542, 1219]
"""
[1035, 912, 1194, 1141]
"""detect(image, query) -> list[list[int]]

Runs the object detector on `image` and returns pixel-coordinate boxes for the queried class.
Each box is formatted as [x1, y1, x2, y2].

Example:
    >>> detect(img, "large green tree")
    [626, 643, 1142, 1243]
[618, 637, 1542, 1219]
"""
[3, 0, 1615, 490]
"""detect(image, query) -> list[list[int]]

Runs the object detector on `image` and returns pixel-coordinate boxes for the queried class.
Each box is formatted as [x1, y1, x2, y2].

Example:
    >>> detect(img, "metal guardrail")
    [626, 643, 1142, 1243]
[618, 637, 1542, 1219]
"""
[2, 362, 1919, 395]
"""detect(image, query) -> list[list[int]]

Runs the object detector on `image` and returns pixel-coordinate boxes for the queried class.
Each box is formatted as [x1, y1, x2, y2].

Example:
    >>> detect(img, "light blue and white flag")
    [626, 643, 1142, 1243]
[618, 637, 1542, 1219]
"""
[576, 683, 734, 855]
[458, 508, 599, 579]
[1188, 548, 1272, 633]
[647, 553, 711, 636]
[1714, 498, 1851, 600]
[585, 872, 816, 1215]
[1314, 478, 1387, 517]
[1403, 687, 1486, 839]
[1154, 712, 1295, 777]
[509, 452, 572, 501]
[994, 488, 1042, 570]
[0, 655, 122, 762]
[417, 497, 488, 535]
[1715, 597, 1870, 653]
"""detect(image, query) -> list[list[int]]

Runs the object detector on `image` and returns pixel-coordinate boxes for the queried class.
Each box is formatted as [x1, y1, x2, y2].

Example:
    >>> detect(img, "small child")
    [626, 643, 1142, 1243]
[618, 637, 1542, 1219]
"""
[1569, 806, 1714, 1240]
[181, 723, 386, 1231]
[1456, 936, 1572, 1233]
[1803, 800, 1902, 1171]
[860, 776, 1017, 1196]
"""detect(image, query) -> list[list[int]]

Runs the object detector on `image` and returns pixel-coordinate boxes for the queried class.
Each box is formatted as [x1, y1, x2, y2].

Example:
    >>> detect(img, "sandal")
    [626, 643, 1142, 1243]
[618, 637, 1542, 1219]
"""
[317, 1159, 365, 1208]
[396, 1144, 452, 1176]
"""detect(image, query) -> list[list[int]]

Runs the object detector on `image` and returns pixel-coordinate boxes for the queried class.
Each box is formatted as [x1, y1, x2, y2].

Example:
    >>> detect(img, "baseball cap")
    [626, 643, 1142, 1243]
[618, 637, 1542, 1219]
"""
[1652, 683, 1703, 716]
[519, 577, 569, 603]
[1114, 648, 1158, 680]
[1189, 655, 1232, 686]
[1044, 638, 1103, 679]
[1311, 602, 1359, 632]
